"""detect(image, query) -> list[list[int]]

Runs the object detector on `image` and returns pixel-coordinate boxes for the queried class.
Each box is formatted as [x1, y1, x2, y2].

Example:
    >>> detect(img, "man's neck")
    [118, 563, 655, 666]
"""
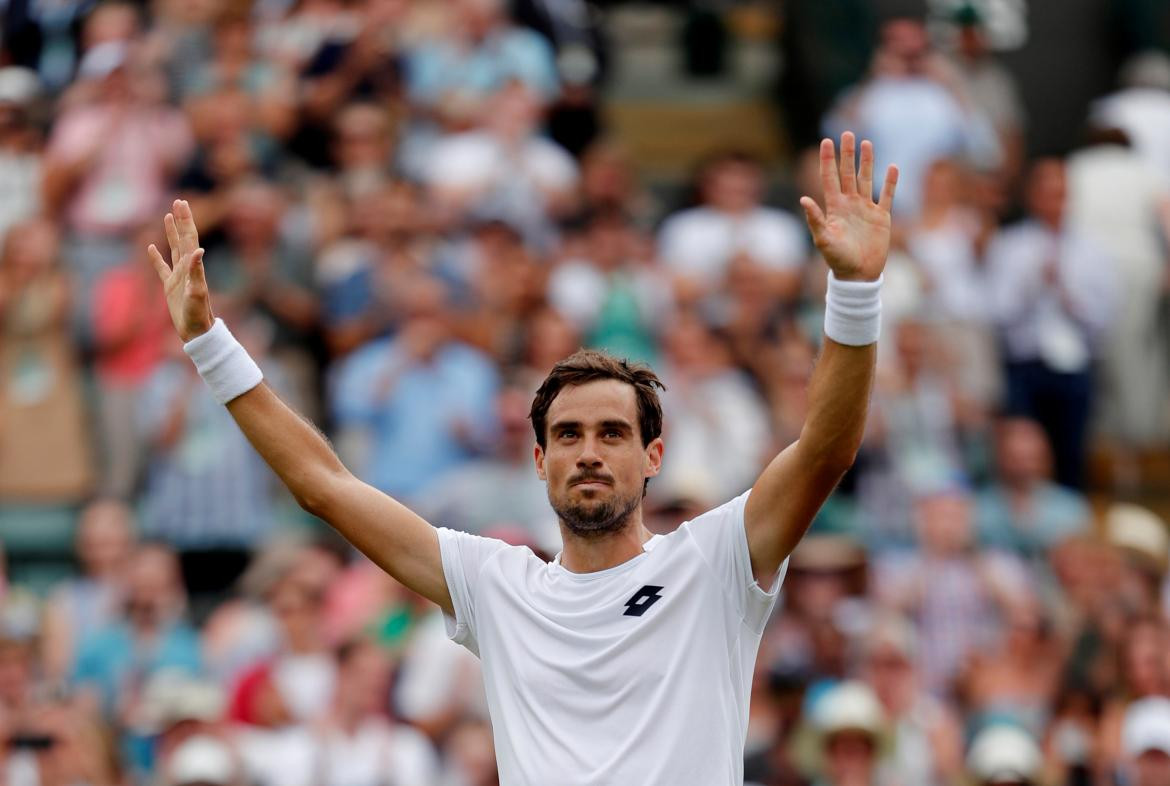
[558, 516, 654, 574]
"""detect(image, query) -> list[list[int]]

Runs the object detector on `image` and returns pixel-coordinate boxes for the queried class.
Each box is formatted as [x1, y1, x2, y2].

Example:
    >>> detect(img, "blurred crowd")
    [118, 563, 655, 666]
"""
[0, 0, 1169, 784]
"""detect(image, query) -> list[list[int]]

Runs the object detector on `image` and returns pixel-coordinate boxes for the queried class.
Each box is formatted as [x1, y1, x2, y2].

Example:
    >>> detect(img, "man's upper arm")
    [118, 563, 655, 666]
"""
[320, 474, 455, 616]
[744, 440, 843, 583]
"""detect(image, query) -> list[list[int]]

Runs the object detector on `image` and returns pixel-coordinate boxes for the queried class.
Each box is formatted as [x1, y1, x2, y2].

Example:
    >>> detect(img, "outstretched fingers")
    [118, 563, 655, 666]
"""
[799, 196, 827, 241]
[858, 140, 874, 200]
[818, 138, 840, 198]
[147, 243, 170, 283]
[838, 132, 857, 195]
[878, 165, 900, 213]
[173, 199, 200, 260]
[163, 212, 181, 267]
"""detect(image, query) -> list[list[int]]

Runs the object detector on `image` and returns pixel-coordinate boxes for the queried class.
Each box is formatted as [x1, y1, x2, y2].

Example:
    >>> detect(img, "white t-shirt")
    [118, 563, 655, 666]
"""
[236, 720, 439, 786]
[656, 206, 808, 287]
[437, 491, 785, 785]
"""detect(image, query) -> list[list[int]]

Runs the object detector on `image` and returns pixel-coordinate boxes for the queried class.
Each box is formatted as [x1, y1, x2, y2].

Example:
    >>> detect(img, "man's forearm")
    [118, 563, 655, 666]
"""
[796, 337, 876, 473]
[225, 382, 347, 513]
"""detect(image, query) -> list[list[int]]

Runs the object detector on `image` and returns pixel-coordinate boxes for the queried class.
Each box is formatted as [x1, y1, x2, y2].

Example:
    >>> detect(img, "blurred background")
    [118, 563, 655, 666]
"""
[0, 0, 1169, 784]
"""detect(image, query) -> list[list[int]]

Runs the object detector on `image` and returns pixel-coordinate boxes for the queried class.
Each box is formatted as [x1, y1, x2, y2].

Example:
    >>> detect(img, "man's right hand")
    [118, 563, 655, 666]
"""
[148, 199, 215, 342]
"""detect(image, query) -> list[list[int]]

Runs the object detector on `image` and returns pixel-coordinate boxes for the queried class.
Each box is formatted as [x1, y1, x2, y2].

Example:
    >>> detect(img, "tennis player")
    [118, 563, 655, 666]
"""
[148, 132, 896, 784]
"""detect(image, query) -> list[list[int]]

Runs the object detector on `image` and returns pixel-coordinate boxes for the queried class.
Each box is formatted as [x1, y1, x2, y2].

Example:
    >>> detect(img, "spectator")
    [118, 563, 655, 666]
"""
[163, 733, 243, 786]
[975, 417, 1091, 560]
[873, 488, 1028, 696]
[965, 724, 1044, 786]
[42, 40, 193, 318]
[651, 312, 772, 507]
[0, 218, 94, 502]
[0, 67, 43, 246]
[203, 180, 321, 415]
[985, 158, 1116, 489]
[91, 223, 174, 498]
[42, 499, 137, 683]
[403, 0, 558, 129]
[860, 615, 963, 786]
[808, 680, 895, 786]
[1091, 52, 1170, 185]
[657, 151, 808, 307]
[417, 385, 560, 552]
[824, 17, 999, 218]
[1121, 697, 1170, 786]
[903, 157, 999, 408]
[423, 81, 578, 246]
[136, 320, 286, 569]
[71, 543, 201, 721]
[330, 274, 499, 502]
[943, 4, 1027, 184]
[547, 208, 670, 364]
[1067, 126, 1170, 458]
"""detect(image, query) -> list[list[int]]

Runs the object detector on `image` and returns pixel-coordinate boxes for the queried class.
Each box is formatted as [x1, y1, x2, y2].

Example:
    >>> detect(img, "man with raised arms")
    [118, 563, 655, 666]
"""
[148, 132, 896, 784]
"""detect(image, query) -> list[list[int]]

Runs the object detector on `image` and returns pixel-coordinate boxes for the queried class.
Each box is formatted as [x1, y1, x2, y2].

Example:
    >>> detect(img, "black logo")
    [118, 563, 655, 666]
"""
[623, 585, 664, 617]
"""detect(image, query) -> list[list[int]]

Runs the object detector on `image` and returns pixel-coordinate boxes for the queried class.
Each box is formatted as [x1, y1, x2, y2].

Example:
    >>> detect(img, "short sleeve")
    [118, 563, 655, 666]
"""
[436, 528, 511, 656]
[680, 490, 786, 634]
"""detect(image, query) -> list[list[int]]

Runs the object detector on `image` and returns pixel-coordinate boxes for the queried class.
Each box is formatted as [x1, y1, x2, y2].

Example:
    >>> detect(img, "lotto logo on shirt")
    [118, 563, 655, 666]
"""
[623, 585, 664, 617]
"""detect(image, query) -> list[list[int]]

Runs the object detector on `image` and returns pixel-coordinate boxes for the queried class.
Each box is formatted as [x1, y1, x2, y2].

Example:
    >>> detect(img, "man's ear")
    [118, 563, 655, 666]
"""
[644, 437, 664, 480]
[534, 443, 546, 481]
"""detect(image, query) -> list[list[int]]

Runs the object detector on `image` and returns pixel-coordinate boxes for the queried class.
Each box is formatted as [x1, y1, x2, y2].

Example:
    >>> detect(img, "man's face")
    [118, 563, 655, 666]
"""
[535, 380, 662, 539]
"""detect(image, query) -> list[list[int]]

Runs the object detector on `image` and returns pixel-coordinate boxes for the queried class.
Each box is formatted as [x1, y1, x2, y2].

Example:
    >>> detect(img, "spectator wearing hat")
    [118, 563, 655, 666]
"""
[966, 724, 1044, 786]
[1121, 697, 1170, 786]
[808, 681, 895, 786]
[861, 615, 963, 786]
[1106, 504, 1170, 619]
[164, 733, 243, 786]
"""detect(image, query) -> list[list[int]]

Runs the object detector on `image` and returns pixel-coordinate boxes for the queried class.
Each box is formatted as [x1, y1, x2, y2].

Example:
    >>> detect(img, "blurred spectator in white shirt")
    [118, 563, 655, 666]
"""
[824, 17, 1000, 219]
[548, 208, 671, 365]
[1091, 52, 1170, 186]
[985, 158, 1116, 489]
[238, 638, 438, 786]
[903, 158, 1000, 409]
[657, 151, 808, 307]
[0, 68, 42, 249]
[651, 312, 772, 509]
[944, 4, 1026, 185]
[424, 82, 578, 248]
[1067, 127, 1170, 455]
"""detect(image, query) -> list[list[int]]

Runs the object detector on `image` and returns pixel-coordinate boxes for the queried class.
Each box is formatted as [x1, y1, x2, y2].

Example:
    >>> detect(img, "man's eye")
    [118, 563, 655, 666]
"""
[560, 431, 577, 439]
[604, 430, 622, 439]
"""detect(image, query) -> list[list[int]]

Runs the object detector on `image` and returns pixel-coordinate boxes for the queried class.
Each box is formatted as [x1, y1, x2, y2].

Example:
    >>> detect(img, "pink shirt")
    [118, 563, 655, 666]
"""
[47, 104, 193, 235]
[93, 264, 171, 385]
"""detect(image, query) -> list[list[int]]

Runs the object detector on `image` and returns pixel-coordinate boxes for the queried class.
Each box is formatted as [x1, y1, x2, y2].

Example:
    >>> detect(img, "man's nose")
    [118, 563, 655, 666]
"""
[576, 436, 603, 467]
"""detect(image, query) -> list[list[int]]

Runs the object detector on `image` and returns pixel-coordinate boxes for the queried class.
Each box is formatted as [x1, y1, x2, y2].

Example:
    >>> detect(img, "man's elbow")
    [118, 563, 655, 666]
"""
[292, 467, 351, 519]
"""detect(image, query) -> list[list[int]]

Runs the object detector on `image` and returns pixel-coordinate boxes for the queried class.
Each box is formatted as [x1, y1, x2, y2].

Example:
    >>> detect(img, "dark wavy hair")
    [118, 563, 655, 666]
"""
[529, 349, 665, 450]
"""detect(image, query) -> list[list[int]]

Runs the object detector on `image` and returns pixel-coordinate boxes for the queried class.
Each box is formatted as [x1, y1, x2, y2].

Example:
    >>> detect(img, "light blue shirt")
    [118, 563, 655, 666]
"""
[330, 338, 500, 500]
[406, 27, 559, 107]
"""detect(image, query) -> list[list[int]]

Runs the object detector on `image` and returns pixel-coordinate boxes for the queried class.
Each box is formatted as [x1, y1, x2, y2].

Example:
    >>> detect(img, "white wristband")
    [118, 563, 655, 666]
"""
[182, 318, 264, 404]
[824, 271, 882, 346]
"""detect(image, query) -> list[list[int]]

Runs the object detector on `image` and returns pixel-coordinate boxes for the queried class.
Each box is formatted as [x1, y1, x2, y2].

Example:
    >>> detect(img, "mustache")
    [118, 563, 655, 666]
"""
[570, 471, 614, 485]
